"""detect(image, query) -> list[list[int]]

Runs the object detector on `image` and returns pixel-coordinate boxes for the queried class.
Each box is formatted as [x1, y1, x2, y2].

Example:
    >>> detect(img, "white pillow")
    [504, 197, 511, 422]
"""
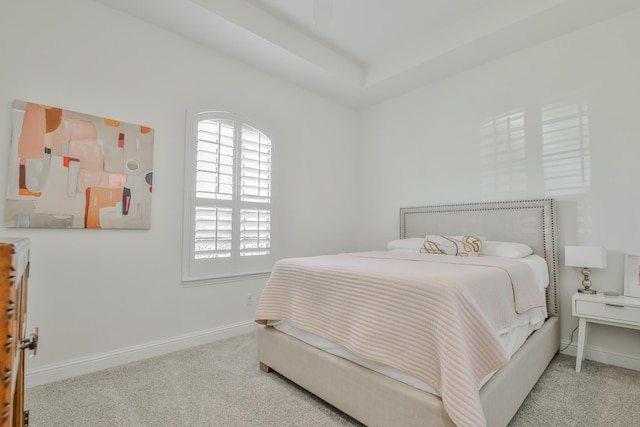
[480, 241, 533, 258]
[386, 238, 424, 252]
[423, 235, 483, 257]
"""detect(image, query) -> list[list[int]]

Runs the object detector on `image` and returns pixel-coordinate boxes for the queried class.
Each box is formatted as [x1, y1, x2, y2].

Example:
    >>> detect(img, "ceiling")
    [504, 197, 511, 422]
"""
[96, 0, 640, 109]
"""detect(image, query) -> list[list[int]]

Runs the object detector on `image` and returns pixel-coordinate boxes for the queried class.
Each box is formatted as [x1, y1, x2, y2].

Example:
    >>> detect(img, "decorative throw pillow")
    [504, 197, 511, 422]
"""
[422, 235, 483, 257]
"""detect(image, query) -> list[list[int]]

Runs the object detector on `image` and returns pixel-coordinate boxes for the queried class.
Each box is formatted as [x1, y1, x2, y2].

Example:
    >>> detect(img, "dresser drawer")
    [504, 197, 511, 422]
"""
[575, 299, 640, 325]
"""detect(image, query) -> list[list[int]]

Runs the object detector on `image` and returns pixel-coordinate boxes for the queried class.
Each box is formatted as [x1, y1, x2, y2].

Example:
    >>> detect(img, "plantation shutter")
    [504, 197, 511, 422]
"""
[194, 119, 235, 259]
[240, 124, 271, 257]
[184, 110, 273, 282]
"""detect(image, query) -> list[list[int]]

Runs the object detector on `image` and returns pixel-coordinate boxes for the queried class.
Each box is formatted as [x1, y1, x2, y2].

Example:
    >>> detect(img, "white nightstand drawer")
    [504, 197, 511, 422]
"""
[575, 299, 640, 325]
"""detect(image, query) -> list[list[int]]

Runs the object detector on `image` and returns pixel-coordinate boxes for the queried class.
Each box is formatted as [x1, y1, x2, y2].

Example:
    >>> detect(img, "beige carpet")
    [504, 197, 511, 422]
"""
[25, 331, 640, 426]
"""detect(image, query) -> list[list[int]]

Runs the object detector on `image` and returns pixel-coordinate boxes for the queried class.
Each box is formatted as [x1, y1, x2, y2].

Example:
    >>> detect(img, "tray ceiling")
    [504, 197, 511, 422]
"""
[96, 0, 640, 109]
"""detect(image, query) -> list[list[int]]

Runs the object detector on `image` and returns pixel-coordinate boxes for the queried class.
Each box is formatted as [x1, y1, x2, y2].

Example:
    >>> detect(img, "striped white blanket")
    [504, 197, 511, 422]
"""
[255, 251, 546, 427]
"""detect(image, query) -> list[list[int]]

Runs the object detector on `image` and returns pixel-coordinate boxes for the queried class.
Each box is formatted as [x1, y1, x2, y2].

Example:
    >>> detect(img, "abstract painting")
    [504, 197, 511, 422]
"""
[5, 100, 154, 229]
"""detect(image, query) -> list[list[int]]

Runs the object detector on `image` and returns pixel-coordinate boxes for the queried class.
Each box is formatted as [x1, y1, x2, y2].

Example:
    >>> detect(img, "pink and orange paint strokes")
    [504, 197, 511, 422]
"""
[5, 100, 154, 229]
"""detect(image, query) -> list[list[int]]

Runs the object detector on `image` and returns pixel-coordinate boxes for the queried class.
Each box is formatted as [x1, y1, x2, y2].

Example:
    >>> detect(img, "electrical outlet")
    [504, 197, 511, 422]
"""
[246, 293, 253, 306]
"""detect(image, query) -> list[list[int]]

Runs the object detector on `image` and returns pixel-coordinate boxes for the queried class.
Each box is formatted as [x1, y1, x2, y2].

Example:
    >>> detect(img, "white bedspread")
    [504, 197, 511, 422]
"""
[256, 251, 547, 427]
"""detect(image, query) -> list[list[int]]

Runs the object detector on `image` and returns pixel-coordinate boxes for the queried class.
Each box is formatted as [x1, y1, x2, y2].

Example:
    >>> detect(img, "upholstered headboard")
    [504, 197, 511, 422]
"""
[400, 199, 558, 316]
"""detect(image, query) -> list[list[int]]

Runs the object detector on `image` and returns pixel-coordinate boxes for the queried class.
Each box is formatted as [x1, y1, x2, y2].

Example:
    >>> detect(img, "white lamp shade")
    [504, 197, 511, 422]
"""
[565, 246, 607, 269]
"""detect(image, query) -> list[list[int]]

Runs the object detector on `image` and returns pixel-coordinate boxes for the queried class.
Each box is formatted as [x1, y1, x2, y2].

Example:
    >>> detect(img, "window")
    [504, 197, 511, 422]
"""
[183, 110, 273, 283]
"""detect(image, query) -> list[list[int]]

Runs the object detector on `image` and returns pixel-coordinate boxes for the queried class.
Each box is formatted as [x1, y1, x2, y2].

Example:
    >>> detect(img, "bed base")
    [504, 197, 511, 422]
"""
[258, 316, 559, 427]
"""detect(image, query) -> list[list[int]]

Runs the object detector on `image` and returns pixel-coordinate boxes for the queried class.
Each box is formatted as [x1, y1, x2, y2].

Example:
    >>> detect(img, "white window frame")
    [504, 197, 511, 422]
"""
[182, 109, 274, 285]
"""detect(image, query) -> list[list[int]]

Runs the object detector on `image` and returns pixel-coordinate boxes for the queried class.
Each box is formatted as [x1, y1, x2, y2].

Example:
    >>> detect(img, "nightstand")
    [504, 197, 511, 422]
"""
[572, 292, 640, 372]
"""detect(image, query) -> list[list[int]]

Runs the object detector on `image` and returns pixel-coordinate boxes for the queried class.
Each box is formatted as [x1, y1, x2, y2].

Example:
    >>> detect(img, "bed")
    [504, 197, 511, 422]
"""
[255, 199, 559, 427]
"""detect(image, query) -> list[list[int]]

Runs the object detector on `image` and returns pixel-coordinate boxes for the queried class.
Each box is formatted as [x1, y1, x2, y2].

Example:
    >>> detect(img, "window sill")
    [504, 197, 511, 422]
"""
[182, 270, 272, 287]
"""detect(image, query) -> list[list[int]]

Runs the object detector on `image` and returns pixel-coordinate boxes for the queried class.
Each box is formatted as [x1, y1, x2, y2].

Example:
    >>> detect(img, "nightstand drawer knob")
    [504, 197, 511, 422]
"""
[605, 303, 624, 308]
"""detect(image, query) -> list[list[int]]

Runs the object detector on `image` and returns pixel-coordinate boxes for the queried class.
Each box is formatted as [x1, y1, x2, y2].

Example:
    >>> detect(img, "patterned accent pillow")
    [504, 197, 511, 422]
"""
[422, 235, 483, 257]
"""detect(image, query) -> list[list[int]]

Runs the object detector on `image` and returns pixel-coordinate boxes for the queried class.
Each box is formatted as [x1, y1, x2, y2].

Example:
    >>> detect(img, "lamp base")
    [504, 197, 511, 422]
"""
[579, 270, 596, 294]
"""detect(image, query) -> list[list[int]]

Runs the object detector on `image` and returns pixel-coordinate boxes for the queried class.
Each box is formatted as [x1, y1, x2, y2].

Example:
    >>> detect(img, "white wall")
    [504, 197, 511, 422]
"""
[358, 10, 640, 369]
[0, 0, 360, 385]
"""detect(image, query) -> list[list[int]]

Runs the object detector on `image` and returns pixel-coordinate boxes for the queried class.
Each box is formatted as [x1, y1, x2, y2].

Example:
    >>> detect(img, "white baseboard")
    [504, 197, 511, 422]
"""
[25, 320, 257, 388]
[29, 328, 638, 389]
[560, 340, 640, 371]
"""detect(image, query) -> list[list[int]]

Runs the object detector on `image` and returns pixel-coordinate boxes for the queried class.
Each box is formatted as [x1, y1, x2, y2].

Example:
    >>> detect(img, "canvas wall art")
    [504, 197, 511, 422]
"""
[5, 100, 154, 229]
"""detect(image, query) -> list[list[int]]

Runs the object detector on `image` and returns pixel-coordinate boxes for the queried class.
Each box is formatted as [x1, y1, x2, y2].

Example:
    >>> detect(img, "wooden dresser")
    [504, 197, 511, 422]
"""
[0, 239, 31, 427]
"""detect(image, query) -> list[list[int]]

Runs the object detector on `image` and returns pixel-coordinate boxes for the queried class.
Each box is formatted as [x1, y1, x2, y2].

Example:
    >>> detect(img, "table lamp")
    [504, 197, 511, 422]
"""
[565, 246, 607, 294]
